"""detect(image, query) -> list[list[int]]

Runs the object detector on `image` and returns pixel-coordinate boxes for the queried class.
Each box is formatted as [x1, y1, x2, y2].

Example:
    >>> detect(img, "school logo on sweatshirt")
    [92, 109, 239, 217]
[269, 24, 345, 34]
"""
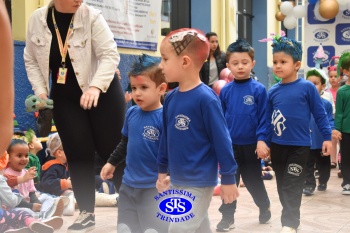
[243, 95, 254, 105]
[175, 114, 190, 130]
[143, 126, 160, 141]
[288, 163, 303, 176]
[271, 110, 286, 136]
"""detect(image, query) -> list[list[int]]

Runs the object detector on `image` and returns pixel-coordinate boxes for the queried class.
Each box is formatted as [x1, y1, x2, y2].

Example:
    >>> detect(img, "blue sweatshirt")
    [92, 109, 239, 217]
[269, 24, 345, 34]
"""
[122, 106, 163, 188]
[157, 83, 237, 186]
[219, 78, 268, 144]
[310, 98, 334, 149]
[266, 78, 332, 146]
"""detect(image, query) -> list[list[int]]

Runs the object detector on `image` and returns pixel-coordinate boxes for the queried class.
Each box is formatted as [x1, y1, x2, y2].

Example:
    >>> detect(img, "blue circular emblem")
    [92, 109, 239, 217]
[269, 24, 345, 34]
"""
[159, 197, 192, 215]
[314, 31, 329, 40]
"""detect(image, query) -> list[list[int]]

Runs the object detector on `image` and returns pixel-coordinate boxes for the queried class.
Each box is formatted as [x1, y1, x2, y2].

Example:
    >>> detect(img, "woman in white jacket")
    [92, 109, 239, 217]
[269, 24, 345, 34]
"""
[24, 1, 125, 232]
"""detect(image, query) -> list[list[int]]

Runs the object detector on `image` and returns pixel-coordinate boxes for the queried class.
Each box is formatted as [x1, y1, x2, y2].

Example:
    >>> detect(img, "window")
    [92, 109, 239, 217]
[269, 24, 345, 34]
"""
[161, 0, 171, 36]
[236, 0, 253, 45]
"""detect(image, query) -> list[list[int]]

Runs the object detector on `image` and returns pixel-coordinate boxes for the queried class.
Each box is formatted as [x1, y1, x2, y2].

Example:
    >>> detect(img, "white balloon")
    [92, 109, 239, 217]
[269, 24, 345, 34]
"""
[283, 16, 297, 29]
[337, 0, 348, 6]
[293, 5, 307, 18]
[314, 1, 329, 22]
[280, 2, 294, 16]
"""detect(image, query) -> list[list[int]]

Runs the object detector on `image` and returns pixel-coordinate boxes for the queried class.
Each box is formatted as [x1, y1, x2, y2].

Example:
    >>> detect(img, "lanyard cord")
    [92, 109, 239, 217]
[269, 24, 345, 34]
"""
[52, 8, 74, 68]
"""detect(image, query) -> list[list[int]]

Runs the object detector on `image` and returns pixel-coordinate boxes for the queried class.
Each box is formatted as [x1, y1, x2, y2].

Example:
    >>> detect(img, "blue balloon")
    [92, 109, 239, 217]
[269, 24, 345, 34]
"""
[308, 0, 318, 4]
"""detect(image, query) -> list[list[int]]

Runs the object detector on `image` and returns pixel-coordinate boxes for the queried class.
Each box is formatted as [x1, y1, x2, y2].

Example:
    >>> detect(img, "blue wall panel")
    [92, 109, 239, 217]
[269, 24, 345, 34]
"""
[191, 0, 211, 33]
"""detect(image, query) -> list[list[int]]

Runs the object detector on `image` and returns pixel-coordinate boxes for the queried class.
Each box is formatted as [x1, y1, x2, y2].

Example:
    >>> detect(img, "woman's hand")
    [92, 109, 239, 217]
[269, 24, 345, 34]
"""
[80, 87, 101, 110]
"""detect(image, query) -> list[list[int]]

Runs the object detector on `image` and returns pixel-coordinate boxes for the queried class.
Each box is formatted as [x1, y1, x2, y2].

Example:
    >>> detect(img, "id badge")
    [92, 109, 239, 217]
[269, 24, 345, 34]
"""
[57, 67, 68, 84]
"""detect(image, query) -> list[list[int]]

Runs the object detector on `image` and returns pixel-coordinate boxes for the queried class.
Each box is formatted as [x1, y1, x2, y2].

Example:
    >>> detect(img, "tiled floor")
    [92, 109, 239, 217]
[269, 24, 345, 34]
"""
[57, 169, 350, 233]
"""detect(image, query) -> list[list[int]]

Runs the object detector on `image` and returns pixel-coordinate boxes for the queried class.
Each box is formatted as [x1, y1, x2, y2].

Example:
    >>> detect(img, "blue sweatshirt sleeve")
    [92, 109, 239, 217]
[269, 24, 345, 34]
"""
[325, 101, 335, 130]
[309, 85, 332, 141]
[256, 87, 268, 141]
[157, 96, 169, 174]
[265, 92, 273, 146]
[204, 99, 237, 185]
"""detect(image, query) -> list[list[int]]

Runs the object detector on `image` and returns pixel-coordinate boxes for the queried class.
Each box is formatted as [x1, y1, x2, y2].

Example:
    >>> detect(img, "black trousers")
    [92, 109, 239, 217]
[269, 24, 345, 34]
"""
[271, 143, 309, 229]
[304, 149, 330, 189]
[51, 75, 125, 213]
[218, 144, 270, 220]
[340, 132, 350, 187]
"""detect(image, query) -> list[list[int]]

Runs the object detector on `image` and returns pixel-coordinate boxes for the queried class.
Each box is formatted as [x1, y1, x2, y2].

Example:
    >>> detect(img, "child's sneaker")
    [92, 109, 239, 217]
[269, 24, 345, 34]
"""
[29, 221, 54, 233]
[259, 205, 271, 224]
[216, 217, 234, 232]
[67, 210, 95, 232]
[342, 184, 350, 195]
[280, 226, 296, 233]
[317, 184, 327, 191]
[303, 186, 314, 196]
[41, 216, 64, 230]
[99, 180, 116, 194]
[43, 198, 64, 219]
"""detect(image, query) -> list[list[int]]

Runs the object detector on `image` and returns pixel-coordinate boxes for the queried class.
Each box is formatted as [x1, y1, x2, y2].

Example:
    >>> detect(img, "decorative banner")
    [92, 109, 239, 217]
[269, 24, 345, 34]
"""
[84, 0, 161, 51]
[305, 2, 350, 69]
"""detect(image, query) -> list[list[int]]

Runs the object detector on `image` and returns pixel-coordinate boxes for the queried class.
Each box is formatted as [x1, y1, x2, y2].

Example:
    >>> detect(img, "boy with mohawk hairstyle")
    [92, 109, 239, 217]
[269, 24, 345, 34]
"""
[157, 28, 239, 233]
[333, 52, 350, 195]
[216, 38, 271, 232]
[100, 54, 169, 232]
[262, 32, 332, 233]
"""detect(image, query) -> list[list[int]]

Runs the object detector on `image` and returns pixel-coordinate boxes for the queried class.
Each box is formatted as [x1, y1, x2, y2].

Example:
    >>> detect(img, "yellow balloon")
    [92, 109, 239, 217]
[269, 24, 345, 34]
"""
[275, 11, 286, 21]
[319, 0, 339, 19]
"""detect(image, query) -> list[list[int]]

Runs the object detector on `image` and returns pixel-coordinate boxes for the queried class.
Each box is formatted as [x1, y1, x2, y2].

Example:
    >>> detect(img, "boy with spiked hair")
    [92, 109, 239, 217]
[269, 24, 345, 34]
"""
[157, 28, 239, 232]
[333, 52, 350, 195]
[262, 32, 332, 233]
[100, 54, 169, 232]
[216, 38, 271, 232]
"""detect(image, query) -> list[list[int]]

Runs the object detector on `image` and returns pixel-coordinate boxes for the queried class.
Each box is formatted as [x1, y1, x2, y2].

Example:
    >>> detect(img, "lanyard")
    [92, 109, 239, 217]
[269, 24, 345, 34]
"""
[52, 8, 74, 68]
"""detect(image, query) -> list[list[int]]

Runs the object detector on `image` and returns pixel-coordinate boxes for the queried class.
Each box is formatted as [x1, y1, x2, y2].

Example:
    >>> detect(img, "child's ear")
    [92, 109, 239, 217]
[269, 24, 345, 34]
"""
[28, 143, 34, 149]
[158, 82, 167, 95]
[182, 55, 191, 68]
[294, 61, 301, 71]
[322, 83, 326, 90]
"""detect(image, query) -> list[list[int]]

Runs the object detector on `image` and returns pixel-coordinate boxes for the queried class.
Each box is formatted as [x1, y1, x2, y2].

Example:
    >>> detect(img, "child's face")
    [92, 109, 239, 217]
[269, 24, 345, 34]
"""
[328, 70, 339, 88]
[29, 135, 43, 152]
[208, 35, 219, 53]
[55, 149, 67, 164]
[130, 75, 165, 111]
[307, 75, 325, 95]
[226, 52, 255, 80]
[159, 41, 182, 83]
[8, 144, 29, 172]
[273, 52, 301, 83]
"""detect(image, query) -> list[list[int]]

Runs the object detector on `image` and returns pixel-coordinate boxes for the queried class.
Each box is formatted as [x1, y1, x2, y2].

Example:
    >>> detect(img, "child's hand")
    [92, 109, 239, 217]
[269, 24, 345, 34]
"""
[256, 141, 270, 159]
[125, 91, 132, 103]
[23, 167, 36, 182]
[66, 177, 72, 189]
[322, 140, 332, 156]
[100, 163, 116, 180]
[156, 174, 170, 193]
[220, 184, 239, 204]
[332, 130, 342, 140]
[32, 203, 42, 212]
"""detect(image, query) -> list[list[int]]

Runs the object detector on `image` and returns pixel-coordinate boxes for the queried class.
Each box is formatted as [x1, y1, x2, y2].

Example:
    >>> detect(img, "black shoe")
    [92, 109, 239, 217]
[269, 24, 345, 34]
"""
[317, 184, 327, 191]
[216, 218, 235, 232]
[67, 211, 95, 232]
[259, 206, 271, 224]
[303, 186, 314, 196]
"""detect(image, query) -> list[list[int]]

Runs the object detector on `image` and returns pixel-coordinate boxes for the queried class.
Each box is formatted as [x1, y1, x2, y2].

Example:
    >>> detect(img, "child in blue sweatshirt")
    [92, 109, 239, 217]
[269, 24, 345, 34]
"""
[264, 33, 332, 233]
[157, 28, 239, 233]
[303, 68, 334, 196]
[217, 38, 271, 232]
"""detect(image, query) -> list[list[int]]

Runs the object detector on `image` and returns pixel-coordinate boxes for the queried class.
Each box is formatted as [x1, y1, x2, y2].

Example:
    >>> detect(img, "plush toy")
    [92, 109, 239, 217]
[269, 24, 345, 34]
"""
[25, 94, 54, 112]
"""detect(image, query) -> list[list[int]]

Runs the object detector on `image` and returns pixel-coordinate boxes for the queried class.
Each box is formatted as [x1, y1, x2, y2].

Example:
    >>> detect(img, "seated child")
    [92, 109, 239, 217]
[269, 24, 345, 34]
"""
[4, 138, 64, 219]
[0, 151, 63, 233]
[25, 129, 43, 185]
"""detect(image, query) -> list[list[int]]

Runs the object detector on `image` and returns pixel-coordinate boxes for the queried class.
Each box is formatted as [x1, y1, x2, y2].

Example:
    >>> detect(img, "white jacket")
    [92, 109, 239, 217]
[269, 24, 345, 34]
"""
[0, 175, 22, 209]
[24, 2, 120, 96]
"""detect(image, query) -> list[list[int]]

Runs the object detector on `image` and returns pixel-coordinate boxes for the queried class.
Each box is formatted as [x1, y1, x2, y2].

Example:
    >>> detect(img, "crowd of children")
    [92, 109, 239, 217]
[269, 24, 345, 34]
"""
[2, 19, 350, 233]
